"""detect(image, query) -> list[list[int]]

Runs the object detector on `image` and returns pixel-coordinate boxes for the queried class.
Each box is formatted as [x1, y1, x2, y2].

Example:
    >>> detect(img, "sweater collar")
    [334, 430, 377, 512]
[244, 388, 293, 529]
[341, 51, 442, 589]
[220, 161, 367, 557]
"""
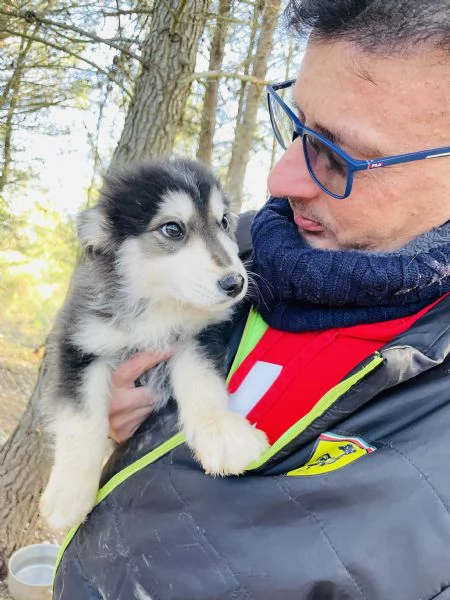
[250, 197, 450, 332]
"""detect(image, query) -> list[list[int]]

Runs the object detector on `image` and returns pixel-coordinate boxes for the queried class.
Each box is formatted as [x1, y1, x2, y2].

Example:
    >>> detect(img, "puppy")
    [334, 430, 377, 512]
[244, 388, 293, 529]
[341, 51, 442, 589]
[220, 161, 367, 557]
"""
[39, 158, 269, 532]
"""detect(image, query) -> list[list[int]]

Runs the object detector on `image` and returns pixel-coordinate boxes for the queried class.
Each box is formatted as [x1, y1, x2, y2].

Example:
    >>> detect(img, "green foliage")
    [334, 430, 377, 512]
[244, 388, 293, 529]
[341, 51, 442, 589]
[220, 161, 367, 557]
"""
[0, 0, 144, 194]
[0, 204, 78, 347]
[0, 0, 155, 350]
[0, 0, 293, 349]
[70, 78, 93, 110]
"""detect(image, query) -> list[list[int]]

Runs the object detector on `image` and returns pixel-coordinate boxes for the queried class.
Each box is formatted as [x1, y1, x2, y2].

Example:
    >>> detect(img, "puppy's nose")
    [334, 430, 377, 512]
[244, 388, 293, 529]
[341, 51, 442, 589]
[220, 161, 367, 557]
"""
[218, 273, 245, 298]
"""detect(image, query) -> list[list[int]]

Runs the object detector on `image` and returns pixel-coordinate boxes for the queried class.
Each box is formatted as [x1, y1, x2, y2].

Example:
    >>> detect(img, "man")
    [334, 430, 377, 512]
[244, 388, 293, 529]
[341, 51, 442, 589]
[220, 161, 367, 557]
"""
[54, 1, 450, 598]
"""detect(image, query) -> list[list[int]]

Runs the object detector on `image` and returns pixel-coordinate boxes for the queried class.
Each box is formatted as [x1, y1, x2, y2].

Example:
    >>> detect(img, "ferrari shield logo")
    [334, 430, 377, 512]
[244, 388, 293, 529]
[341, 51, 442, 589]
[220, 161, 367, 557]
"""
[287, 432, 376, 477]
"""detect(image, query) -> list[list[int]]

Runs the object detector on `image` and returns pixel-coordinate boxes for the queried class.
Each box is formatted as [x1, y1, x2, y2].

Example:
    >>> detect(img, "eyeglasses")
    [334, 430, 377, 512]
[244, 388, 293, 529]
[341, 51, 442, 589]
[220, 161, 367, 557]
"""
[267, 79, 450, 200]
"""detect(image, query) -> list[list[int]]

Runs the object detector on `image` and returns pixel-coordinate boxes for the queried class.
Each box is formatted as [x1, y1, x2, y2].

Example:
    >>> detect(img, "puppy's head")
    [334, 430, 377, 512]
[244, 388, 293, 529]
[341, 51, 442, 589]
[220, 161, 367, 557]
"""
[78, 158, 247, 312]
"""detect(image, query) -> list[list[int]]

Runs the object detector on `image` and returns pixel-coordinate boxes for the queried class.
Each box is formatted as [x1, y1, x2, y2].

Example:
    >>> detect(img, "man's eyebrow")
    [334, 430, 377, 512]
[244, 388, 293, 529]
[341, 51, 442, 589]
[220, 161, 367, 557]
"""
[292, 99, 384, 159]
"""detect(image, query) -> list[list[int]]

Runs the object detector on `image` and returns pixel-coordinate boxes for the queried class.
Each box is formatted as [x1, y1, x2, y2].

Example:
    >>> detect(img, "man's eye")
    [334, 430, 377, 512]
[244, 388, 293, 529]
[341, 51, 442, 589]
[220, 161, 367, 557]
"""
[308, 135, 321, 154]
[324, 148, 347, 176]
[220, 214, 230, 231]
[160, 222, 184, 239]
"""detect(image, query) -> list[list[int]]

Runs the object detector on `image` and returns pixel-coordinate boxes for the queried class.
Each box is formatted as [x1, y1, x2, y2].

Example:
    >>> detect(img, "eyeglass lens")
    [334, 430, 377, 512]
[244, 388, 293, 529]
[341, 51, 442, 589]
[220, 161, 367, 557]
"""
[269, 89, 349, 198]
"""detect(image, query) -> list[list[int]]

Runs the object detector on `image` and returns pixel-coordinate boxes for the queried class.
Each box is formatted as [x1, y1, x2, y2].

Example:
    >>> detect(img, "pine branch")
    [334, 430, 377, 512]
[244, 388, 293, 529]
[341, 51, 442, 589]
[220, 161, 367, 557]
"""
[0, 7, 143, 64]
[101, 8, 154, 17]
[192, 70, 269, 85]
[1, 27, 133, 99]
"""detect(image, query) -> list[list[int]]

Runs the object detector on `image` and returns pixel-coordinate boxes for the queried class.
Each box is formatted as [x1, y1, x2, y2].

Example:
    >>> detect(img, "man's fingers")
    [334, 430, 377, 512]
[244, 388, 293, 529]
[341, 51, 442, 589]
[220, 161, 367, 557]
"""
[109, 405, 156, 444]
[109, 350, 170, 443]
[109, 386, 156, 416]
[111, 351, 172, 388]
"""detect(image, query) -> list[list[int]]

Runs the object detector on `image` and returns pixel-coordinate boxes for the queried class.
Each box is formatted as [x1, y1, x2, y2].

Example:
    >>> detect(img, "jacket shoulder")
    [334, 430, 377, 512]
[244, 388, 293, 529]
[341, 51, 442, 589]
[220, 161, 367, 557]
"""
[236, 210, 257, 260]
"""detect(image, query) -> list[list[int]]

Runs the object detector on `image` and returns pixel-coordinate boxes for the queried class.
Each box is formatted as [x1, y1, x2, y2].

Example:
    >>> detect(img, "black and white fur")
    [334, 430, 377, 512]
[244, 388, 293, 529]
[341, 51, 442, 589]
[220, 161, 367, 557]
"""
[40, 159, 269, 532]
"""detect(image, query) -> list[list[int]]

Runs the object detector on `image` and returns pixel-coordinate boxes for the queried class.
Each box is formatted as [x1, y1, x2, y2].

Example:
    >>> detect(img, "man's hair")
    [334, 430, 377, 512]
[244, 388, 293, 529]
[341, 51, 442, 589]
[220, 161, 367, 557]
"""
[285, 0, 450, 55]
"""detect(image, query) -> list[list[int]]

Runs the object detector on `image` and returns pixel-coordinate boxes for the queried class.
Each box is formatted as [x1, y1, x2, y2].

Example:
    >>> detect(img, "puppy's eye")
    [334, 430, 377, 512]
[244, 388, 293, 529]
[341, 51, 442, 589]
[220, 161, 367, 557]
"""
[221, 214, 230, 231]
[160, 222, 184, 239]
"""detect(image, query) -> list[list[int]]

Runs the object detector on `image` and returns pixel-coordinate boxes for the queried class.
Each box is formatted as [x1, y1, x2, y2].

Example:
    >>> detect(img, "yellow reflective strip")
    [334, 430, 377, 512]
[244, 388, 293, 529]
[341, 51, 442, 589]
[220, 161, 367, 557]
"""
[54, 326, 383, 578]
[54, 431, 185, 577]
[96, 431, 185, 502]
[226, 307, 268, 383]
[55, 309, 266, 578]
[245, 352, 383, 471]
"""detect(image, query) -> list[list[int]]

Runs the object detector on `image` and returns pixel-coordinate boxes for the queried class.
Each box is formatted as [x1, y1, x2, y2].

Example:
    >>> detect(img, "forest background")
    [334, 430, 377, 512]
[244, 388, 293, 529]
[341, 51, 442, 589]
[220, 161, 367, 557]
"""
[0, 0, 303, 590]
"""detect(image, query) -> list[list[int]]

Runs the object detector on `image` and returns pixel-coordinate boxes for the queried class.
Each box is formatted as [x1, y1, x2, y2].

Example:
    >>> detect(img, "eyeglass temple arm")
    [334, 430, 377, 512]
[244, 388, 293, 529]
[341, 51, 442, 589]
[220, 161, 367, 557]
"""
[364, 147, 450, 170]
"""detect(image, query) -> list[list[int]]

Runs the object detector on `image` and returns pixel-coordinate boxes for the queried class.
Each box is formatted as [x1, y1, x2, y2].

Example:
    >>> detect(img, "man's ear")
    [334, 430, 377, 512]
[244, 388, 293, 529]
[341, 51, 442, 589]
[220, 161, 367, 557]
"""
[77, 205, 111, 256]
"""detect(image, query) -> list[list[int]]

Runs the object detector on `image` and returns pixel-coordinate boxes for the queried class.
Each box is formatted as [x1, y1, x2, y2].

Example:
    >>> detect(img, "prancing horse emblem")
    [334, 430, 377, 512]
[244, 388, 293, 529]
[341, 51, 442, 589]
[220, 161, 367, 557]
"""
[287, 432, 376, 477]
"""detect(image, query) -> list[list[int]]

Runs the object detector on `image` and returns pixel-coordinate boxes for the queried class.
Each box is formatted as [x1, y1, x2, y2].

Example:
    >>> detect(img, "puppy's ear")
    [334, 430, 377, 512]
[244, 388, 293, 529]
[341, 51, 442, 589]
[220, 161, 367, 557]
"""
[77, 205, 110, 256]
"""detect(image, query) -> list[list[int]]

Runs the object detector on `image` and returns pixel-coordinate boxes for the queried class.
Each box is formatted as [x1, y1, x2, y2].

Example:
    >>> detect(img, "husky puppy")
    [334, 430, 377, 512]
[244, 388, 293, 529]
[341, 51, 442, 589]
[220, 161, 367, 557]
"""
[40, 158, 269, 533]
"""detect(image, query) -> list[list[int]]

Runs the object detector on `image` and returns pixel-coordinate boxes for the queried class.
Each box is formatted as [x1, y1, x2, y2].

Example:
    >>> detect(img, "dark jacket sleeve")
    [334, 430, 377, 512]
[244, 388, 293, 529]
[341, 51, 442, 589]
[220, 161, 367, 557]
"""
[54, 370, 450, 600]
[53, 232, 450, 600]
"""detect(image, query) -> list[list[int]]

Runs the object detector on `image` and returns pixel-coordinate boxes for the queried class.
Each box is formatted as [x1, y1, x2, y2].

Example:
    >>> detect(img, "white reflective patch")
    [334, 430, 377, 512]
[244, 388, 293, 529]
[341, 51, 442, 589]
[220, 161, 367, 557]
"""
[228, 361, 283, 416]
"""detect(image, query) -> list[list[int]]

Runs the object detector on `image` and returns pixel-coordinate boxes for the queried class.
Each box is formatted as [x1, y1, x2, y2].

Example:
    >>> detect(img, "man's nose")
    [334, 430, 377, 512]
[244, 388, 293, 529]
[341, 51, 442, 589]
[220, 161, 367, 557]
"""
[267, 138, 321, 200]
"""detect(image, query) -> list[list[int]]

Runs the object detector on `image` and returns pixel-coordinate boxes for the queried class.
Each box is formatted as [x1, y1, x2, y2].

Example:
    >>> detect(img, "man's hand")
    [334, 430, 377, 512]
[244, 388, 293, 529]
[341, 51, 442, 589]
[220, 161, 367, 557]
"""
[109, 351, 172, 443]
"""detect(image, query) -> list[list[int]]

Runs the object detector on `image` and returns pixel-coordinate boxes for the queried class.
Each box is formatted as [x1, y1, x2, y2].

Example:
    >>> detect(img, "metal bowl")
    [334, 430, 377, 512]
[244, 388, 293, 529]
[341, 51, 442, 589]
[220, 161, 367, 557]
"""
[7, 543, 60, 600]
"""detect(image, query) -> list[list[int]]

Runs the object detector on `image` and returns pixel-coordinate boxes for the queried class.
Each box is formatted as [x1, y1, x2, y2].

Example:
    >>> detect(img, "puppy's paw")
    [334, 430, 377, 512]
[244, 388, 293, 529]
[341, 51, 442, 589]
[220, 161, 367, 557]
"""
[40, 475, 99, 533]
[189, 411, 269, 476]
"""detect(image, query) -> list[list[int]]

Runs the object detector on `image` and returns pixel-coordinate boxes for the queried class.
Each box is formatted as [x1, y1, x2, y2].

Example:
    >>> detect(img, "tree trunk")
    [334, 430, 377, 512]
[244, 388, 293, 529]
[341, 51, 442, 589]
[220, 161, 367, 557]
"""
[109, 0, 211, 171]
[196, 0, 232, 165]
[0, 0, 212, 578]
[225, 0, 281, 212]
[233, 2, 262, 147]
[0, 356, 51, 577]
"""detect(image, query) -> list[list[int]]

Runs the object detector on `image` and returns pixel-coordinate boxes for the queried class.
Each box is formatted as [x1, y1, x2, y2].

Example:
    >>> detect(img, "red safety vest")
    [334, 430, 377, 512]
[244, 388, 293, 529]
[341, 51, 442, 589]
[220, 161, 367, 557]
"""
[228, 297, 446, 445]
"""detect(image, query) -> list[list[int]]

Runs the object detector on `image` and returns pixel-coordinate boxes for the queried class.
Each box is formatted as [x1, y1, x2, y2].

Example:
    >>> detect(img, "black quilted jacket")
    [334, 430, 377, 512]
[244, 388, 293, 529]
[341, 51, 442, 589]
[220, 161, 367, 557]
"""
[53, 214, 450, 600]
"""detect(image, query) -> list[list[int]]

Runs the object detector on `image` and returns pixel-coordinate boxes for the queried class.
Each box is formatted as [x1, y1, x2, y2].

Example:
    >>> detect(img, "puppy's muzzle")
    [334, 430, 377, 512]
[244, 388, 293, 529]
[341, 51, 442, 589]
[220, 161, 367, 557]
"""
[218, 273, 245, 298]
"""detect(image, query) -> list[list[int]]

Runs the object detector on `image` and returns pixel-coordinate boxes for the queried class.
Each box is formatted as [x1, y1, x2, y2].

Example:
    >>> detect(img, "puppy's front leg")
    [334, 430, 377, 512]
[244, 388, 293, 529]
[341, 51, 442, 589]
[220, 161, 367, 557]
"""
[170, 343, 269, 476]
[40, 359, 111, 532]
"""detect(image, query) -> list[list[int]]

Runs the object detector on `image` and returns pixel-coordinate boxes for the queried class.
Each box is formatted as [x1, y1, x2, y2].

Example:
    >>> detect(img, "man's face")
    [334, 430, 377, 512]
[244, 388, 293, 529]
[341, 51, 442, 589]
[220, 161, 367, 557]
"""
[267, 40, 450, 251]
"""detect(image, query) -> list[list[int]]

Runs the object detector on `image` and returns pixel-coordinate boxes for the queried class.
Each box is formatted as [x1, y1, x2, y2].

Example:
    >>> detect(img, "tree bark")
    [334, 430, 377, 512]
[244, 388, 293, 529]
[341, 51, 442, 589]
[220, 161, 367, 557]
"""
[196, 0, 232, 165]
[109, 0, 211, 171]
[225, 0, 281, 212]
[0, 356, 51, 577]
[0, 0, 212, 579]
[233, 2, 262, 149]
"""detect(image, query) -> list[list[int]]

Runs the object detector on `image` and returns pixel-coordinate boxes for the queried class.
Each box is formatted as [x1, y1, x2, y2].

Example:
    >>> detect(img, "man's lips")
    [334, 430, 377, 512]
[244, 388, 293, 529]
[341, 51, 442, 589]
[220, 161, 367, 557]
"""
[293, 213, 325, 232]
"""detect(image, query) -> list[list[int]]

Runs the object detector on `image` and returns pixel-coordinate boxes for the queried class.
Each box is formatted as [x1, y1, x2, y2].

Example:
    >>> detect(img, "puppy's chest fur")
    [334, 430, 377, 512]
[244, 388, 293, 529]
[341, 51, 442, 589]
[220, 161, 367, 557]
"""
[69, 287, 231, 362]
[39, 159, 270, 535]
